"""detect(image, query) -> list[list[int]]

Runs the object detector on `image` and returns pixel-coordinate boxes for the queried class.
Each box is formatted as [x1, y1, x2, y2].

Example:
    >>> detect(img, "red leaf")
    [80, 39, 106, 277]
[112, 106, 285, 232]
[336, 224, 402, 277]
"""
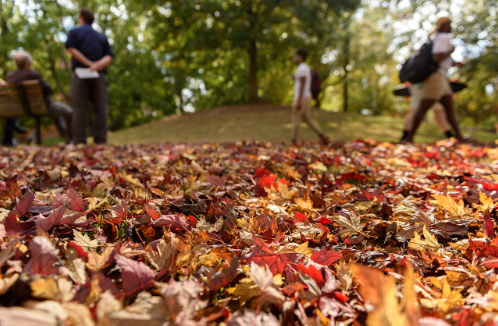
[245, 252, 303, 275]
[24, 236, 60, 275]
[8, 189, 35, 219]
[187, 215, 198, 228]
[311, 247, 342, 266]
[294, 264, 325, 287]
[254, 167, 272, 179]
[314, 216, 333, 225]
[293, 212, 307, 223]
[68, 241, 89, 262]
[68, 187, 87, 212]
[153, 214, 191, 231]
[52, 193, 69, 209]
[333, 291, 349, 302]
[256, 174, 277, 197]
[115, 254, 155, 296]
[482, 212, 496, 239]
[34, 206, 66, 232]
[209, 258, 239, 291]
[252, 234, 275, 254]
[145, 204, 161, 221]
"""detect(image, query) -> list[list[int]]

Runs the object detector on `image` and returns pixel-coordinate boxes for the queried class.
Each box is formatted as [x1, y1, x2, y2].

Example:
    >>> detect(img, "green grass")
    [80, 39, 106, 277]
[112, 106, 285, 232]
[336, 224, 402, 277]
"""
[109, 104, 497, 144]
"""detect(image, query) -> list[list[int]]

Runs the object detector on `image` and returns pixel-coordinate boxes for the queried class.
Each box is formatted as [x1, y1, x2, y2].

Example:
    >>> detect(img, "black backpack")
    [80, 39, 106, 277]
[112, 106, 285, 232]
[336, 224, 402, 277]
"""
[399, 39, 439, 84]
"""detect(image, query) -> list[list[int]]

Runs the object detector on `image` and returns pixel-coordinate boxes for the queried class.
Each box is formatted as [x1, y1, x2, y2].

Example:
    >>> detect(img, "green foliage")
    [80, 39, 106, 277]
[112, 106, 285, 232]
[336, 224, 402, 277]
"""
[1, 0, 497, 134]
[1, 0, 176, 131]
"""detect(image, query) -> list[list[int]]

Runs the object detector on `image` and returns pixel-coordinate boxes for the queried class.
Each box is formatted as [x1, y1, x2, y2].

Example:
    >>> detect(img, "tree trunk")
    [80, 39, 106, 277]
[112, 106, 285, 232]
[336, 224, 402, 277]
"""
[44, 37, 70, 103]
[248, 38, 258, 103]
[343, 24, 350, 112]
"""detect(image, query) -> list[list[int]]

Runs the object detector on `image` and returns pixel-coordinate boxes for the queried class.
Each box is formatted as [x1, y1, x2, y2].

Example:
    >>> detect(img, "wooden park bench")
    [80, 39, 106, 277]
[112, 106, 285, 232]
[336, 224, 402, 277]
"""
[0, 80, 50, 145]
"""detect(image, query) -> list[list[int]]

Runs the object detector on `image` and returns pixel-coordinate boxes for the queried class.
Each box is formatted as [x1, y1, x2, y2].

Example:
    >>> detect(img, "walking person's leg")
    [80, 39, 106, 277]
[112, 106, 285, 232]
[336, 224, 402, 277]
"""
[291, 102, 302, 143]
[70, 74, 89, 144]
[301, 97, 327, 141]
[405, 73, 443, 142]
[404, 99, 436, 142]
[91, 74, 109, 144]
[402, 109, 416, 141]
[432, 105, 453, 138]
[439, 95, 464, 141]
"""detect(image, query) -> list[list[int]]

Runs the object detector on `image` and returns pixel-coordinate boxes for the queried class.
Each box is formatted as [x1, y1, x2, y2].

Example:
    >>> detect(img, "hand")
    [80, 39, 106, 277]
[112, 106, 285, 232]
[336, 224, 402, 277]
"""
[89, 61, 105, 72]
[296, 99, 302, 110]
[455, 61, 465, 68]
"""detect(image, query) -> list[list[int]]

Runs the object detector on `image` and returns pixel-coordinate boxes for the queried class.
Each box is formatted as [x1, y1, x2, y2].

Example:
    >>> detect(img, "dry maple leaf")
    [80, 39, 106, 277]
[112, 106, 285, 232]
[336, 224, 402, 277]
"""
[161, 278, 208, 325]
[432, 194, 467, 219]
[334, 212, 365, 236]
[73, 230, 99, 250]
[336, 261, 352, 291]
[295, 198, 315, 211]
[107, 292, 168, 326]
[408, 226, 441, 252]
[354, 265, 416, 326]
[478, 191, 495, 212]
[249, 262, 285, 304]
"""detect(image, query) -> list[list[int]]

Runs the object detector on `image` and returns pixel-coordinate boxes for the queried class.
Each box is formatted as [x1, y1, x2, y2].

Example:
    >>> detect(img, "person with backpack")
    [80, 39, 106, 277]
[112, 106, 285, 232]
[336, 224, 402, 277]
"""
[401, 16, 465, 142]
[310, 69, 322, 108]
[291, 49, 329, 145]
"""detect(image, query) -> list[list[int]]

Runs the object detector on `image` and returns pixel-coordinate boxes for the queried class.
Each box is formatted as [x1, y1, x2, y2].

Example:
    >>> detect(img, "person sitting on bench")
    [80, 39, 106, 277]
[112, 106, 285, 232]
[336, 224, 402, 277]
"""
[0, 78, 28, 146]
[3, 51, 73, 145]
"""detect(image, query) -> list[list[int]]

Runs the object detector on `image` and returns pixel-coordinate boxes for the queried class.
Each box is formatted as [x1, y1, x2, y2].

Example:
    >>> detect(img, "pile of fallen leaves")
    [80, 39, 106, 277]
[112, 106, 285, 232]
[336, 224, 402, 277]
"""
[1, 139, 498, 326]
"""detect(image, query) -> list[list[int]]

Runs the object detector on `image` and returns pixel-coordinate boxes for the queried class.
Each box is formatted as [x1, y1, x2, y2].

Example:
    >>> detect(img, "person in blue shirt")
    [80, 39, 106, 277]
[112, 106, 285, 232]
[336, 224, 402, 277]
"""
[65, 8, 114, 144]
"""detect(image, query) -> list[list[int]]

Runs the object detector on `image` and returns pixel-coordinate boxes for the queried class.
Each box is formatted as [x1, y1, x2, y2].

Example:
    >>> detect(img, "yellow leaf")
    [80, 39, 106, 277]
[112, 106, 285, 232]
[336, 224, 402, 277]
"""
[432, 194, 466, 219]
[408, 226, 441, 252]
[354, 265, 411, 326]
[295, 198, 314, 211]
[31, 278, 61, 301]
[479, 191, 495, 212]
[294, 242, 313, 257]
[309, 161, 328, 172]
[86, 247, 113, 271]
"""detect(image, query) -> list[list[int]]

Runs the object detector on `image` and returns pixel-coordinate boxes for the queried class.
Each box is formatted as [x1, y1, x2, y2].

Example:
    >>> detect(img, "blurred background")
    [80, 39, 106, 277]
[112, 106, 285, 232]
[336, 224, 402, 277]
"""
[1, 0, 497, 143]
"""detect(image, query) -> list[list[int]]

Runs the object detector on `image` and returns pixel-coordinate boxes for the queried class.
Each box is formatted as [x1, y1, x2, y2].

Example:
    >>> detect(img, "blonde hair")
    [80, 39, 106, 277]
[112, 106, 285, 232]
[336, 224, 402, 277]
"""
[13, 51, 32, 69]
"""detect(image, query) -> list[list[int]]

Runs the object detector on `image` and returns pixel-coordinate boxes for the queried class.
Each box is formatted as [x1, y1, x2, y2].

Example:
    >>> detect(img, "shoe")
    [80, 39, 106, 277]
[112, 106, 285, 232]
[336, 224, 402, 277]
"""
[2, 138, 17, 147]
[319, 136, 329, 146]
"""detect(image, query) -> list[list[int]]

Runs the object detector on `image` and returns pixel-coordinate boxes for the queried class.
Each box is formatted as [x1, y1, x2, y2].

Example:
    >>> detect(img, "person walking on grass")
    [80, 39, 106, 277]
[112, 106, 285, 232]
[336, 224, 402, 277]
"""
[401, 83, 454, 141]
[66, 8, 114, 144]
[291, 49, 328, 145]
[404, 16, 464, 143]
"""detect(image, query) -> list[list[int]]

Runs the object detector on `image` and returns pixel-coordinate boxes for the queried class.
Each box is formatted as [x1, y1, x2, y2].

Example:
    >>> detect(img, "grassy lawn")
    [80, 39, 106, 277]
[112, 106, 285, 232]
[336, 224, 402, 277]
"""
[108, 104, 497, 144]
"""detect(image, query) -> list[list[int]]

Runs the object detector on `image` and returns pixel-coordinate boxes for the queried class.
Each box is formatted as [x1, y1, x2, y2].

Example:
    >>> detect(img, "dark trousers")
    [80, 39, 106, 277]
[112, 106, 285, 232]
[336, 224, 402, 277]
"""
[70, 73, 108, 144]
[2, 118, 17, 145]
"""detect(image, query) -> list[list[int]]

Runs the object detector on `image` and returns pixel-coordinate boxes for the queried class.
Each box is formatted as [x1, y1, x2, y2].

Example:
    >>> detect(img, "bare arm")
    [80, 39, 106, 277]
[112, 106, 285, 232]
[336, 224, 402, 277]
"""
[432, 44, 455, 63]
[67, 48, 92, 67]
[296, 76, 306, 110]
[89, 55, 113, 72]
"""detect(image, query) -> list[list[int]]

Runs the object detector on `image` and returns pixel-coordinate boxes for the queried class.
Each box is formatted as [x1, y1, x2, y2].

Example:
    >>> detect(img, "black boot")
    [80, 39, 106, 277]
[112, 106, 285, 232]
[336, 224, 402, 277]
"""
[400, 130, 409, 141]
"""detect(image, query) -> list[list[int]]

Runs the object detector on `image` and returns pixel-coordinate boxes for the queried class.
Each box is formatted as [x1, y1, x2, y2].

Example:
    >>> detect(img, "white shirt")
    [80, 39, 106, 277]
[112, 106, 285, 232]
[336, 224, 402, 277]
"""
[294, 62, 312, 100]
[432, 32, 454, 76]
